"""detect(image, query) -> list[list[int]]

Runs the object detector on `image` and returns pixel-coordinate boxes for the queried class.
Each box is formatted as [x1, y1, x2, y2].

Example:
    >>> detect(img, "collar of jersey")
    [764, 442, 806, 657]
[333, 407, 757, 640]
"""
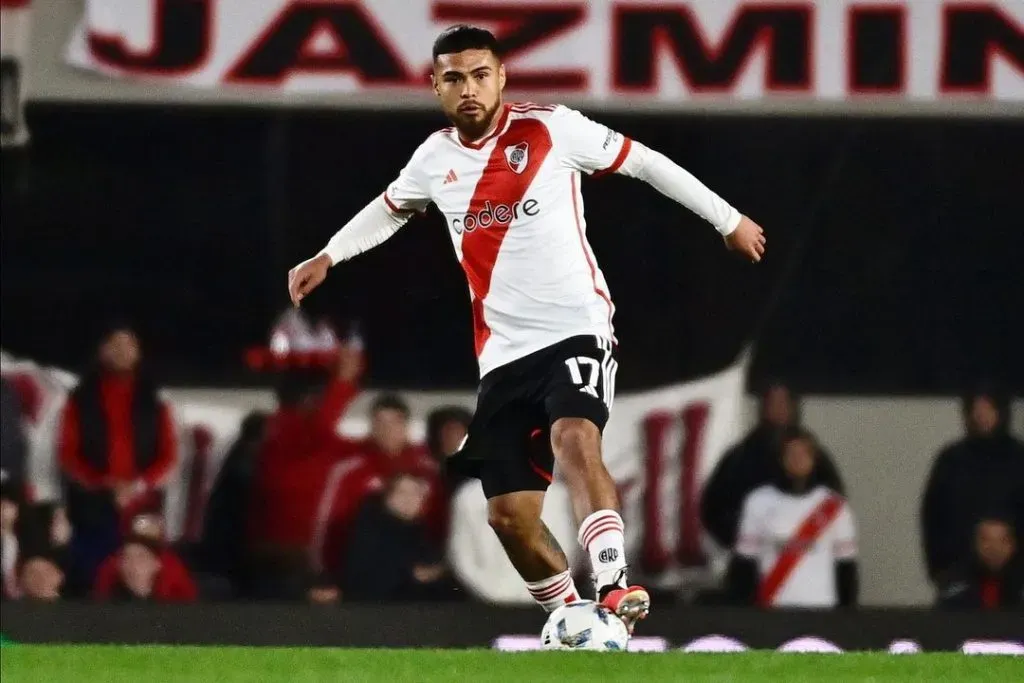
[456, 104, 511, 150]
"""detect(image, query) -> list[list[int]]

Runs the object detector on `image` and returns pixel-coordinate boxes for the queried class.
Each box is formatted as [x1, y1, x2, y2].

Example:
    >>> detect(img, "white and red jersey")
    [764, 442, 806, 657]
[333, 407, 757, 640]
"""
[382, 103, 630, 378]
[735, 484, 858, 608]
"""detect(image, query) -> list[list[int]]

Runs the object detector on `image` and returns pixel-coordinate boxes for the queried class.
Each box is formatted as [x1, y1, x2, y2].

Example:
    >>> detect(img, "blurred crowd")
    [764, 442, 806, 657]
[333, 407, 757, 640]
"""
[697, 383, 1023, 610]
[1, 322, 1021, 611]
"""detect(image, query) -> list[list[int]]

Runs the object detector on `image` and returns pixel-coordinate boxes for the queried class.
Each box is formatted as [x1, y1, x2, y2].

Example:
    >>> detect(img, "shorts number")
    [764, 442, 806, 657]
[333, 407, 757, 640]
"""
[565, 356, 601, 398]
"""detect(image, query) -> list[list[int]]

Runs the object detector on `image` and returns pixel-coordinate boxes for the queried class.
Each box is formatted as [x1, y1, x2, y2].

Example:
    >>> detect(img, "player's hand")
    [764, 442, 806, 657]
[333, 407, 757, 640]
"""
[288, 253, 332, 307]
[724, 215, 766, 263]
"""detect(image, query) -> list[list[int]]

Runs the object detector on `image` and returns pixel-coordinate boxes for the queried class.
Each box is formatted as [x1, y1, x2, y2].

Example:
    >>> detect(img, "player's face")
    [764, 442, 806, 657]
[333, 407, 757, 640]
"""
[432, 49, 506, 140]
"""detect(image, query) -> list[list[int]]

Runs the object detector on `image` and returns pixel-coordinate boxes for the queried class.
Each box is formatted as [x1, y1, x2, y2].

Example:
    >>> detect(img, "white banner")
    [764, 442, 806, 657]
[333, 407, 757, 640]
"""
[63, 0, 1024, 108]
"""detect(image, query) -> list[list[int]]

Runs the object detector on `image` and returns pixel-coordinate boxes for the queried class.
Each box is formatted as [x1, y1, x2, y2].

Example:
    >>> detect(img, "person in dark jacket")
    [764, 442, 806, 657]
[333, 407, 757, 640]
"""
[196, 411, 267, 592]
[340, 473, 455, 602]
[58, 324, 178, 589]
[701, 382, 845, 549]
[921, 387, 1024, 584]
[938, 517, 1023, 610]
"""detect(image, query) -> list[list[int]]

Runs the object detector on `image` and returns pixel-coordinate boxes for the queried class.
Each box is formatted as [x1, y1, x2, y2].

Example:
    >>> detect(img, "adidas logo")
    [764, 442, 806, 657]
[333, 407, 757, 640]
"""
[443, 169, 458, 184]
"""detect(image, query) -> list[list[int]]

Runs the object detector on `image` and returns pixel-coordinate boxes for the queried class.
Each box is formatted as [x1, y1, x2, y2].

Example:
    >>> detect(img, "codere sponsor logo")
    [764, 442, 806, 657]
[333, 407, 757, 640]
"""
[452, 199, 540, 234]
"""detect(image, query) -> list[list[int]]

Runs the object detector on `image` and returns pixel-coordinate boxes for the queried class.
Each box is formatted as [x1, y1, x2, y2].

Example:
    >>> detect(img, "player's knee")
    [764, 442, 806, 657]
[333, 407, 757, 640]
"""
[488, 503, 538, 542]
[551, 418, 601, 467]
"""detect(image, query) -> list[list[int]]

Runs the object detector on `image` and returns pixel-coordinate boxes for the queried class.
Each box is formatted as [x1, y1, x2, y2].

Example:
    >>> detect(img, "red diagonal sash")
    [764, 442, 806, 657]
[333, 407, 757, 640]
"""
[758, 493, 844, 607]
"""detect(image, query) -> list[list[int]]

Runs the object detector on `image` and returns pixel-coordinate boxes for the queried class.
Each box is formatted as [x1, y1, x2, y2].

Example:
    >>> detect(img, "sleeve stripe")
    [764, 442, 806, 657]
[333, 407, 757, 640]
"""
[382, 192, 404, 214]
[592, 137, 633, 178]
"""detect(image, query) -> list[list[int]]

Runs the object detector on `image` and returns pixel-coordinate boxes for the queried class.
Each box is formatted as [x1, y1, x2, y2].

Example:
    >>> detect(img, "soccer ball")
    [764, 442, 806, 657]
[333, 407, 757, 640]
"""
[540, 600, 630, 651]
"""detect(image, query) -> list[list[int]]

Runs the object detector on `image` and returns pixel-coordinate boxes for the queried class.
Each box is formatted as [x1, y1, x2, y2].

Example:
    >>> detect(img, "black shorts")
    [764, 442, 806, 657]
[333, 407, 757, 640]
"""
[446, 335, 618, 499]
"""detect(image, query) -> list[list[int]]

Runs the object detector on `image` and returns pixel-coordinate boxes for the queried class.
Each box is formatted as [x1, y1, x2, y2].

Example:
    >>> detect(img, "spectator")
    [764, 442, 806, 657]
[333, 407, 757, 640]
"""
[938, 517, 1023, 611]
[58, 324, 178, 587]
[195, 411, 267, 591]
[727, 427, 858, 609]
[921, 386, 1024, 584]
[427, 405, 473, 491]
[0, 376, 28, 499]
[340, 474, 455, 602]
[312, 394, 447, 580]
[307, 573, 341, 605]
[357, 395, 434, 471]
[346, 395, 445, 537]
[16, 550, 65, 602]
[246, 343, 362, 599]
[94, 514, 197, 602]
[426, 405, 472, 465]
[701, 382, 845, 550]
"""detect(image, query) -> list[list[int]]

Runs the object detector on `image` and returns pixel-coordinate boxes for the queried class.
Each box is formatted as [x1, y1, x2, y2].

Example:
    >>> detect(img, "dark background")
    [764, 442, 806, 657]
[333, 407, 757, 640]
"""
[2, 104, 1022, 393]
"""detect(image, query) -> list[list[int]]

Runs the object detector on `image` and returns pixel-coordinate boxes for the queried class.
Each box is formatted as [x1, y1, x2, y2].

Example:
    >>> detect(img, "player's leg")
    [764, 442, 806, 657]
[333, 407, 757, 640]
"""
[544, 336, 650, 631]
[457, 399, 582, 613]
[486, 488, 581, 611]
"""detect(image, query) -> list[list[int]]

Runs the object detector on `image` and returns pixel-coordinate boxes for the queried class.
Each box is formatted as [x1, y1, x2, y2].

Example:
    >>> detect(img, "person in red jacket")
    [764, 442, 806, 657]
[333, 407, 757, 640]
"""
[246, 342, 363, 599]
[93, 515, 197, 603]
[312, 395, 448, 584]
[58, 324, 178, 590]
[345, 394, 446, 537]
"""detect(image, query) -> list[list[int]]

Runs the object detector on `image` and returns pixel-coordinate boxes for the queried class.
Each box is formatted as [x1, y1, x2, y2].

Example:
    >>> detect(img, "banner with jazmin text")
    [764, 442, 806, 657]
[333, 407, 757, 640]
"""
[63, 0, 1024, 110]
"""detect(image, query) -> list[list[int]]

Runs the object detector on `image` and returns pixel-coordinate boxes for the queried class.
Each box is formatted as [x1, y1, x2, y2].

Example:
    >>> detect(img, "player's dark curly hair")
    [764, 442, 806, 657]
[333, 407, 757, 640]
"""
[432, 24, 500, 60]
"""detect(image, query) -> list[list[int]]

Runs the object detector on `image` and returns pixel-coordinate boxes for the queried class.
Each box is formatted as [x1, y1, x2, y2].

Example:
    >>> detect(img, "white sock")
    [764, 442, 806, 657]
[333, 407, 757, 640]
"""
[525, 569, 581, 612]
[578, 509, 628, 594]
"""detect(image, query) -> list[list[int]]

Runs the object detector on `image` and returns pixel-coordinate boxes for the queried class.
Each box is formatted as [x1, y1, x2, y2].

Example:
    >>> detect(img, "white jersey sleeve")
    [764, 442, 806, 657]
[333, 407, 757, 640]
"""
[831, 501, 858, 559]
[549, 105, 632, 177]
[383, 139, 434, 215]
[549, 106, 741, 236]
[618, 142, 742, 236]
[735, 489, 767, 558]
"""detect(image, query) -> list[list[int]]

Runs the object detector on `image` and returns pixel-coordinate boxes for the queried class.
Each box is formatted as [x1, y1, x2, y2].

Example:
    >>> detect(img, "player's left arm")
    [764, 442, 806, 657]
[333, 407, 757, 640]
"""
[552, 106, 765, 262]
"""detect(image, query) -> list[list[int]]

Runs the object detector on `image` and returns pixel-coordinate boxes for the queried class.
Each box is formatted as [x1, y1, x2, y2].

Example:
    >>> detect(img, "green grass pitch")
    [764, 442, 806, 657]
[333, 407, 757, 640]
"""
[2, 646, 1022, 682]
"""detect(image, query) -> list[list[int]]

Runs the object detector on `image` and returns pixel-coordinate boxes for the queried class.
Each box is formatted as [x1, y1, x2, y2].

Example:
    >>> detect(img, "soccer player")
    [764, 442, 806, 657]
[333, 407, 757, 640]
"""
[287, 25, 766, 633]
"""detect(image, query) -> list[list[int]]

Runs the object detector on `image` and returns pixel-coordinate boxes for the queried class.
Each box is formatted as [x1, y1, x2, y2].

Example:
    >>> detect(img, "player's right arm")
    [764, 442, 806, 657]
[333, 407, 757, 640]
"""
[549, 106, 765, 262]
[287, 141, 434, 306]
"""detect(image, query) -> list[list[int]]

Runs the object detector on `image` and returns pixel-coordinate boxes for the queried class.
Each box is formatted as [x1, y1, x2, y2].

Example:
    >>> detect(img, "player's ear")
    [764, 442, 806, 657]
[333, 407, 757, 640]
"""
[498, 63, 506, 91]
[430, 71, 440, 97]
